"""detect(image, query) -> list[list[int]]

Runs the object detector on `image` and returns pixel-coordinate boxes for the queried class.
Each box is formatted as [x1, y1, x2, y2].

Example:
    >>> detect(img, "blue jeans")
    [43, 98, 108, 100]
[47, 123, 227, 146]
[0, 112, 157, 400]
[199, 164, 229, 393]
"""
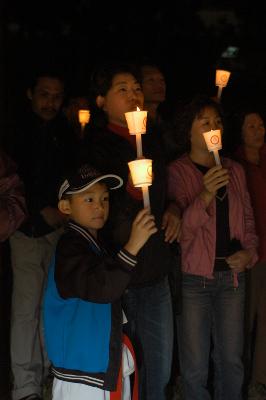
[122, 277, 173, 400]
[178, 271, 246, 400]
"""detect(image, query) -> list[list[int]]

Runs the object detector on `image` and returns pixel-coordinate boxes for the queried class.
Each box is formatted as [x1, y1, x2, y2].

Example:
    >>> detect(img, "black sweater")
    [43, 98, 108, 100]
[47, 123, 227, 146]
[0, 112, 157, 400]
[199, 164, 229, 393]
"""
[79, 125, 175, 287]
[10, 111, 77, 237]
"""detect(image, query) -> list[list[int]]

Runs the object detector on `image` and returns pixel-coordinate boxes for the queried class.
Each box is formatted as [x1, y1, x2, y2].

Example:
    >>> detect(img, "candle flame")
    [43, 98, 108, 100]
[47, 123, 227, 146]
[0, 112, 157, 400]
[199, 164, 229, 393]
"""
[136, 106, 140, 111]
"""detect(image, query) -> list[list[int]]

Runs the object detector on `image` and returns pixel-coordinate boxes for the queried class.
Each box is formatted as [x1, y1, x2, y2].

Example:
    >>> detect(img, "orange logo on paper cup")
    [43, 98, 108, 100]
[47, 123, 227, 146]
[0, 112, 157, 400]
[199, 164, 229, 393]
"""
[210, 135, 220, 145]
[203, 130, 222, 152]
[215, 70, 231, 87]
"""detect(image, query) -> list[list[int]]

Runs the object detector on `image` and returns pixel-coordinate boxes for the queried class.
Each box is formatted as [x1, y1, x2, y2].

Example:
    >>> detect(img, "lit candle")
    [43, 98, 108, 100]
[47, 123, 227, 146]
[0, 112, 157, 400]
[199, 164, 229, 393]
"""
[215, 69, 231, 102]
[142, 186, 150, 209]
[202, 129, 222, 166]
[128, 159, 152, 209]
[78, 109, 90, 132]
[125, 107, 147, 158]
[136, 134, 143, 159]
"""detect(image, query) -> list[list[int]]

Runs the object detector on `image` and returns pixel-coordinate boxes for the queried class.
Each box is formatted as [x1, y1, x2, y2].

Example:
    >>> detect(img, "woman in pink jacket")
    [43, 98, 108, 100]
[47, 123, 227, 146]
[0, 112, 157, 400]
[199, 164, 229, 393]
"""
[167, 96, 258, 400]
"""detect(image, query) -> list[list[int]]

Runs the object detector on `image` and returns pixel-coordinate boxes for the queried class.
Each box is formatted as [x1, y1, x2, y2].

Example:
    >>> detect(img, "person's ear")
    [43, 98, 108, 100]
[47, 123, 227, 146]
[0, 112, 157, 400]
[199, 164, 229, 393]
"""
[27, 88, 33, 100]
[96, 95, 105, 109]
[58, 199, 71, 215]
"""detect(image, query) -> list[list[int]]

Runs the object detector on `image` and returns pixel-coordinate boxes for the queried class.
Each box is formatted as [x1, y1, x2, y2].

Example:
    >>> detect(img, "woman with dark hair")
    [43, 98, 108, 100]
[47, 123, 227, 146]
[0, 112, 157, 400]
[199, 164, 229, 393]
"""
[167, 95, 258, 400]
[234, 108, 266, 399]
[80, 63, 181, 400]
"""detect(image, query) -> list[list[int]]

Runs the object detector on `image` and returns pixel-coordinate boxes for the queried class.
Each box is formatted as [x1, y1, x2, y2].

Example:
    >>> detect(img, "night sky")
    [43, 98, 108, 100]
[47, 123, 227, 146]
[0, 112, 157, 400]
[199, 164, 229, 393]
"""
[2, 1, 266, 116]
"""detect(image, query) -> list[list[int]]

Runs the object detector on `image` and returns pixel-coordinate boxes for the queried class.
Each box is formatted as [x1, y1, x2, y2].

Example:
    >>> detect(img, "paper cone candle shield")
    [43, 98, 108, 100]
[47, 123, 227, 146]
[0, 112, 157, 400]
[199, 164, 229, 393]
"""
[215, 70, 231, 88]
[203, 130, 222, 152]
[78, 109, 90, 125]
[128, 159, 152, 187]
[125, 108, 147, 135]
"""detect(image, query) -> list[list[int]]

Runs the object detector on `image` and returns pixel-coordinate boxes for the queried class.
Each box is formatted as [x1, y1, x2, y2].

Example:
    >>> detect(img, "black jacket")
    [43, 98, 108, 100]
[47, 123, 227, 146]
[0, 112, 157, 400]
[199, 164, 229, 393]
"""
[10, 111, 77, 237]
[79, 124, 175, 287]
[45, 220, 137, 390]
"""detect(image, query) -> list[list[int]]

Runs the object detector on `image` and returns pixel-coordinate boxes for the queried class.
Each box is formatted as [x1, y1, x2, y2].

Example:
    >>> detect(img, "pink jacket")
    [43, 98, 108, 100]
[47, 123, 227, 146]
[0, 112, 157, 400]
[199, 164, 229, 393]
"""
[168, 154, 258, 278]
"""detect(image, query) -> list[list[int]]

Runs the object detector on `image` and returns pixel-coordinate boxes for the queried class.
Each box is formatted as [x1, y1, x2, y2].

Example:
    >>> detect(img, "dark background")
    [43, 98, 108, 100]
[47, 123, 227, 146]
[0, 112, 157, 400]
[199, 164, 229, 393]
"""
[1, 0, 266, 141]
[1, 2, 266, 396]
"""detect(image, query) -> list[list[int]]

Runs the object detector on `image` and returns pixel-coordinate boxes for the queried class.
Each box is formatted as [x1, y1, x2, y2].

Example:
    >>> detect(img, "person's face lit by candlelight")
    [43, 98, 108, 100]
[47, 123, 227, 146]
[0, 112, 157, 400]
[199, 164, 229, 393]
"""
[190, 106, 223, 152]
[241, 113, 265, 151]
[141, 65, 166, 105]
[27, 76, 64, 122]
[96, 73, 144, 127]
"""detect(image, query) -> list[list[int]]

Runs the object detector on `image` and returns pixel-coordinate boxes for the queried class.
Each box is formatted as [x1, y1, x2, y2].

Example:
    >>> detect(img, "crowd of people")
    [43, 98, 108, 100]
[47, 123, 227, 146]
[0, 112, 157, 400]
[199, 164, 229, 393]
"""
[0, 60, 265, 400]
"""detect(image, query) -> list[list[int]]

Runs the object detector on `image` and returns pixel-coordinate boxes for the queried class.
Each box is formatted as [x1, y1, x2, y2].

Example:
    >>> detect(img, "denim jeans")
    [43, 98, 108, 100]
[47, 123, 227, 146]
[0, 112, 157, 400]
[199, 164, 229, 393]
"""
[178, 271, 246, 400]
[122, 277, 173, 400]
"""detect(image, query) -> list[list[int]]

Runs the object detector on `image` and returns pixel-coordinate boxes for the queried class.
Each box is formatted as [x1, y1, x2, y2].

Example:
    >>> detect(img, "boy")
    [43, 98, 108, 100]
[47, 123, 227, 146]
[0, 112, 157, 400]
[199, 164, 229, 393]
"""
[44, 164, 157, 400]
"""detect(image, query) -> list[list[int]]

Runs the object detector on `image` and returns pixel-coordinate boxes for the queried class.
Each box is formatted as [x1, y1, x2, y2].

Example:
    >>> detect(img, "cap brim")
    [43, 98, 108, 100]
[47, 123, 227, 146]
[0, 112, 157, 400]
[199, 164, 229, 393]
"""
[62, 174, 123, 198]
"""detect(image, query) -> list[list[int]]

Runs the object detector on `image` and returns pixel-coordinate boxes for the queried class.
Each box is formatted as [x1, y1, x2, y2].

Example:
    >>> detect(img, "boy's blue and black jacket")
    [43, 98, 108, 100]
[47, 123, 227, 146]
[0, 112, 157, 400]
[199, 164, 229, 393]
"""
[43, 220, 137, 390]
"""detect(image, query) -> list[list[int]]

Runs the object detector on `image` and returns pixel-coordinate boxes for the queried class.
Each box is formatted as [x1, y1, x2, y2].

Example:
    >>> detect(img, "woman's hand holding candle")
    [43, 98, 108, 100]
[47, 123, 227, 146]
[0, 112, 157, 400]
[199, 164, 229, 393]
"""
[200, 166, 229, 207]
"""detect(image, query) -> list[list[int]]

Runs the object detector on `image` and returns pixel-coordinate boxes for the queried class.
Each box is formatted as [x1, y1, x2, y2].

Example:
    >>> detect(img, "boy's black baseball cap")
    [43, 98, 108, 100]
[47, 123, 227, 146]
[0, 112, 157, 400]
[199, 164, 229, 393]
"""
[58, 164, 123, 200]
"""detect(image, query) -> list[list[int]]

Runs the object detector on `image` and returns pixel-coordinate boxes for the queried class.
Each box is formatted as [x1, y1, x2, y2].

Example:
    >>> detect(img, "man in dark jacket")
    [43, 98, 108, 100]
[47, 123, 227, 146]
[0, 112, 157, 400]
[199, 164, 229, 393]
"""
[9, 69, 77, 400]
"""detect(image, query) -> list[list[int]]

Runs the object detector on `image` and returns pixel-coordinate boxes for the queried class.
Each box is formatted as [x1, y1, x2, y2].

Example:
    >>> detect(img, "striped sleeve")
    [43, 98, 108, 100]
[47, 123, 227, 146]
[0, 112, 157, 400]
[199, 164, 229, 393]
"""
[117, 249, 137, 268]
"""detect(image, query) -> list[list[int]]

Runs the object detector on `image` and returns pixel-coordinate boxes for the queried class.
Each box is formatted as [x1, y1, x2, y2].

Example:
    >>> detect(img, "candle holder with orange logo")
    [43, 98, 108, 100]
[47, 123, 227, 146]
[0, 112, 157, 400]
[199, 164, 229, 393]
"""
[125, 107, 147, 158]
[202, 129, 222, 165]
[215, 70, 231, 102]
[128, 159, 152, 209]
